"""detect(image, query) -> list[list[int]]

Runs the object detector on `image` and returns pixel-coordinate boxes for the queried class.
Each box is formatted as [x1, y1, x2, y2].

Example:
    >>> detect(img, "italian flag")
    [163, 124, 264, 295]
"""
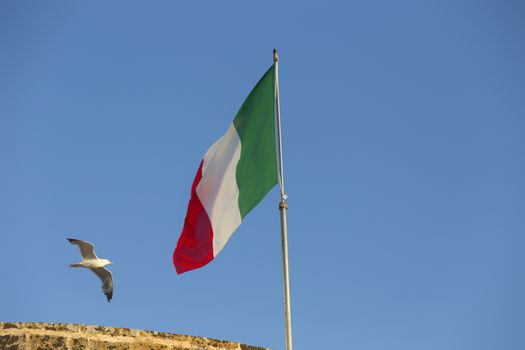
[173, 65, 278, 274]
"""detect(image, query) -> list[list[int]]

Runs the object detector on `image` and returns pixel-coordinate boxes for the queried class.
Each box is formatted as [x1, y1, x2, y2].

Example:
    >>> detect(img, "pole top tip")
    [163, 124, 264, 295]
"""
[273, 49, 279, 62]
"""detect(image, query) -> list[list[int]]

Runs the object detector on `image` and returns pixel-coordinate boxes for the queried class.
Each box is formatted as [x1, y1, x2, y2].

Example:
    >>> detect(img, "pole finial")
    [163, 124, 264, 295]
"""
[273, 49, 279, 63]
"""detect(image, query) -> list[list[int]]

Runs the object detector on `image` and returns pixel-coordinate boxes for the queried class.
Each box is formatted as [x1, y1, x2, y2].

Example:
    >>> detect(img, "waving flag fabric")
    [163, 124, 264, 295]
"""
[173, 65, 278, 274]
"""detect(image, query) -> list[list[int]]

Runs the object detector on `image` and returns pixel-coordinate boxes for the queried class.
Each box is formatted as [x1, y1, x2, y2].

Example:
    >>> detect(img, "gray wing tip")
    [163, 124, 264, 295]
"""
[104, 288, 113, 302]
[67, 238, 77, 243]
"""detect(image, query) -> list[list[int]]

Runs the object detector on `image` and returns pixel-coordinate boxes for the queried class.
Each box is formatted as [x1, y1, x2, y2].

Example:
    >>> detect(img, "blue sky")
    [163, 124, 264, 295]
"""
[1, 1, 524, 349]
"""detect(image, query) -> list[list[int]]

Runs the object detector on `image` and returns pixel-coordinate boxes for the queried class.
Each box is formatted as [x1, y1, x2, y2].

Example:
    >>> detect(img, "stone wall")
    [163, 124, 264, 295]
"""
[0, 322, 268, 350]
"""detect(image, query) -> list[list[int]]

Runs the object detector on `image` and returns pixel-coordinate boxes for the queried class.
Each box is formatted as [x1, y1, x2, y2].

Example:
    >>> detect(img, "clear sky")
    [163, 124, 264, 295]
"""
[1, 1, 524, 349]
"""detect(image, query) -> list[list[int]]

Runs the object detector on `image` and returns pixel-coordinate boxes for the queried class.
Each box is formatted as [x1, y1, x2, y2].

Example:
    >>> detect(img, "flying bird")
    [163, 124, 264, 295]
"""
[67, 238, 114, 302]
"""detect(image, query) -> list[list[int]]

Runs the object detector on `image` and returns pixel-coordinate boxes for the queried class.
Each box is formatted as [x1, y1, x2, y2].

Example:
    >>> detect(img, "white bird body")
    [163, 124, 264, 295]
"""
[68, 238, 114, 302]
[71, 258, 112, 269]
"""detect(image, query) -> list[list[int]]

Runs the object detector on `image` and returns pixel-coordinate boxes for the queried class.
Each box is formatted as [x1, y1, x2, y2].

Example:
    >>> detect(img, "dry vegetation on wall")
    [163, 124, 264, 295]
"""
[0, 322, 268, 350]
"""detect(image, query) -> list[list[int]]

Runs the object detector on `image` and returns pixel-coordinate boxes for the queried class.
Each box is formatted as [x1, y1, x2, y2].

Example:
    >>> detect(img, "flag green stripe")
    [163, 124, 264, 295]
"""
[233, 64, 278, 218]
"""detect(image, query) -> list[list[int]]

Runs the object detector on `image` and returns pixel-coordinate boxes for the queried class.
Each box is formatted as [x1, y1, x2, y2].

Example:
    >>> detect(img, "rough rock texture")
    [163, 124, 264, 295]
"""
[0, 322, 269, 350]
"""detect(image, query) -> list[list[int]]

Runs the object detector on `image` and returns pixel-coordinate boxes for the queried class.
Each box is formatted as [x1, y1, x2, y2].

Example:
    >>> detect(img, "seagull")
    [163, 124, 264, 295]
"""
[67, 238, 114, 302]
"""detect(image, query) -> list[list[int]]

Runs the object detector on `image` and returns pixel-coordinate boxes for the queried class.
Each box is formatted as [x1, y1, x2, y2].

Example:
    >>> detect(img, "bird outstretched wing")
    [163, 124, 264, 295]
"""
[92, 267, 113, 302]
[67, 238, 98, 260]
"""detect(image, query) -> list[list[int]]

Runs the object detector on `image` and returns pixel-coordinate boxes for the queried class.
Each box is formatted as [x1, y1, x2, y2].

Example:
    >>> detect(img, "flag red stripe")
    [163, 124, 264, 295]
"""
[173, 161, 214, 274]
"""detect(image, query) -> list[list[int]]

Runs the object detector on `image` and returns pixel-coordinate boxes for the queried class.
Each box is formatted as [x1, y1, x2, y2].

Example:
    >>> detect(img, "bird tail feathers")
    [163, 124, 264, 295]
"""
[69, 264, 82, 268]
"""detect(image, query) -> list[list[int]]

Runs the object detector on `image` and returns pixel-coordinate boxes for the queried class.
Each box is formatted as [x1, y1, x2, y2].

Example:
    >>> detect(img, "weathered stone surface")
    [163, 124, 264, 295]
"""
[132, 342, 170, 350]
[240, 345, 267, 350]
[71, 337, 89, 350]
[0, 323, 20, 330]
[89, 339, 131, 350]
[0, 322, 269, 350]
[0, 335, 24, 350]
[29, 334, 69, 350]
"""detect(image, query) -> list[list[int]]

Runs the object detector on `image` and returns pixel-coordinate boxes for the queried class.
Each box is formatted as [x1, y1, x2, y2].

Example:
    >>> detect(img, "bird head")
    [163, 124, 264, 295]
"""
[101, 259, 114, 266]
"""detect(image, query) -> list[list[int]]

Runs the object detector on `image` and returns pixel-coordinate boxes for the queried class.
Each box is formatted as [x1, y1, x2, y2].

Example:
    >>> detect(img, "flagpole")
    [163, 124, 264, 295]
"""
[274, 49, 293, 350]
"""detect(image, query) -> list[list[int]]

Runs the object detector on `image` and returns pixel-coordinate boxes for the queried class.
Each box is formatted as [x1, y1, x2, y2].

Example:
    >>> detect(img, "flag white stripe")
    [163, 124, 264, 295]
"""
[197, 124, 242, 256]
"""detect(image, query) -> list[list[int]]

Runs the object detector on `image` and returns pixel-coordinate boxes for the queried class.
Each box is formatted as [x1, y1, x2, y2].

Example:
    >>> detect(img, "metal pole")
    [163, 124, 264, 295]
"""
[274, 49, 293, 350]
